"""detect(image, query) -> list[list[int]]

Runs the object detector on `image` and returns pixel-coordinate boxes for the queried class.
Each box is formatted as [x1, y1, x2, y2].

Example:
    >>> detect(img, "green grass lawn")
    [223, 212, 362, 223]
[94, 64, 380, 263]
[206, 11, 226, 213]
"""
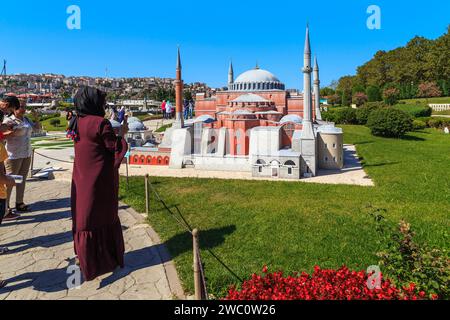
[155, 123, 173, 132]
[40, 116, 68, 132]
[119, 125, 450, 297]
[400, 96, 450, 104]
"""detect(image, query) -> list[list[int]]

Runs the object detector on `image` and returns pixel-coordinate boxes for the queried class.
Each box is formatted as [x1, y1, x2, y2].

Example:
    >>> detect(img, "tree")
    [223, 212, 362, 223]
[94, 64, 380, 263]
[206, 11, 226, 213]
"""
[320, 87, 335, 97]
[341, 89, 352, 107]
[382, 87, 400, 106]
[184, 90, 193, 101]
[327, 94, 341, 106]
[417, 81, 442, 98]
[352, 92, 368, 107]
[366, 85, 382, 102]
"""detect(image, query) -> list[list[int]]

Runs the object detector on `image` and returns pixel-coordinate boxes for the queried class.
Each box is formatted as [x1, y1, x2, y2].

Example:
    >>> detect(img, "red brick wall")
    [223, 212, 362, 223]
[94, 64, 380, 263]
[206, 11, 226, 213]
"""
[129, 151, 170, 166]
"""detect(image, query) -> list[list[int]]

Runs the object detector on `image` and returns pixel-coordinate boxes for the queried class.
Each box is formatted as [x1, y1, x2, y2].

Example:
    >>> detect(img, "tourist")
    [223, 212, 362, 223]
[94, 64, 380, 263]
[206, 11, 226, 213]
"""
[161, 100, 166, 119]
[0, 109, 16, 289]
[66, 110, 74, 122]
[1, 96, 38, 220]
[110, 105, 118, 121]
[69, 86, 128, 281]
[166, 100, 173, 119]
[188, 100, 194, 119]
[117, 106, 126, 124]
[183, 99, 189, 120]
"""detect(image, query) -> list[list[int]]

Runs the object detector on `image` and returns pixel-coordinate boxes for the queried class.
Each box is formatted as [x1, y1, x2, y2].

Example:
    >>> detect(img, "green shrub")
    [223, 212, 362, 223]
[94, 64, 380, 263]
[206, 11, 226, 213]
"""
[49, 118, 61, 127]
[367, 108, 413, 137]
[412, 119, 427, 130]
[356, 103, 385, 125]
[367, 208, 449, 299]
[322, 107, 358, 124]
[393, 104, 432, 118]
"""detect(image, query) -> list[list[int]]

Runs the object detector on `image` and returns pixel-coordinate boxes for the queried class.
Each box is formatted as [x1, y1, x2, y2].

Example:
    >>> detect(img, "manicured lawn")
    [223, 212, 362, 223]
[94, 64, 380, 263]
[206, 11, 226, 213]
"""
[119, 125, 450, 297]
[155, 123, 173, 132]
[40, 116, 68, 132]
[400, 96, 450, 104]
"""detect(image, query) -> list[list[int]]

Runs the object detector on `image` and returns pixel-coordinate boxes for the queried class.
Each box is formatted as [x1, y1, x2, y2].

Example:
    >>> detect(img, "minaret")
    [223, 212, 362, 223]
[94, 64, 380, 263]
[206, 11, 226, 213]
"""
[228, 60, 234, 90]
[174, 47, 184, 128]
[302, 25, 313, 134]
[300, 24, 317, 177]
[313, 56, 322, 121]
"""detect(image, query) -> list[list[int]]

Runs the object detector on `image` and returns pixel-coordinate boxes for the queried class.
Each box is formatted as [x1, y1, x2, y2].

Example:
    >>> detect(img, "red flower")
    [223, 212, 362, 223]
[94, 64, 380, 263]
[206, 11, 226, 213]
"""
[224, 265, 431, 300]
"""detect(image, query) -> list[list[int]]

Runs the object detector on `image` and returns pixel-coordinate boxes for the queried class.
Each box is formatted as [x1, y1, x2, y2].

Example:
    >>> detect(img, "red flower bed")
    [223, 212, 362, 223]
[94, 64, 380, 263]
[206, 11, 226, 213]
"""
[225, 266, 435, 300]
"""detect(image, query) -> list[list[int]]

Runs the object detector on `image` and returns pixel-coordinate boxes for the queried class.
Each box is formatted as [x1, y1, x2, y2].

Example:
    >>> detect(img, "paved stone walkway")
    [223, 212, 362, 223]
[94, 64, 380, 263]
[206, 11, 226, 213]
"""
[0, 179, 184, 300]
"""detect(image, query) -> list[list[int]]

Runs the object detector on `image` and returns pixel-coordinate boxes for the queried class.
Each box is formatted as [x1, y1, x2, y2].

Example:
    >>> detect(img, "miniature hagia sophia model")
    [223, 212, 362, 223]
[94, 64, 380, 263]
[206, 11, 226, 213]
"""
[129, 26, 344, 179]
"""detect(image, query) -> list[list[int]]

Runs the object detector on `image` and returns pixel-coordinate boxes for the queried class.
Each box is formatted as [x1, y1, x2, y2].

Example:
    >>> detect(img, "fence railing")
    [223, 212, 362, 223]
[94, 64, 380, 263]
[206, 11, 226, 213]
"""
[429, 103, 450, 111]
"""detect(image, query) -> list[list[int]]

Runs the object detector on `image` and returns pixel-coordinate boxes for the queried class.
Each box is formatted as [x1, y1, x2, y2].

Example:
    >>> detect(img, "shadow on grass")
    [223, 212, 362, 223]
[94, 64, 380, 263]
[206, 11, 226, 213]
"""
[400, 135, 426, 141]
[363, 161, 400, 168]
[164, 225, 236, 258]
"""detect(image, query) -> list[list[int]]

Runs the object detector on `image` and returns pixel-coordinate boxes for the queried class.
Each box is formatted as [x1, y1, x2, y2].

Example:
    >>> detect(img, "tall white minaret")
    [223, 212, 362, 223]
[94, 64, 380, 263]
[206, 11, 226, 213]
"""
[302, 24, 314, 136]
[300, 24, 317, 177]
[228, 60, 234, 90]
[313, 56, 322, 121]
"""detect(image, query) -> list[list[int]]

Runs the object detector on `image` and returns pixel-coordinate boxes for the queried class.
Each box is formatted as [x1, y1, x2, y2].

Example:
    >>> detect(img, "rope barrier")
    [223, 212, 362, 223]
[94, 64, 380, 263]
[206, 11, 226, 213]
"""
[146, 178, 244, 283]
[33, 150, 74, 164]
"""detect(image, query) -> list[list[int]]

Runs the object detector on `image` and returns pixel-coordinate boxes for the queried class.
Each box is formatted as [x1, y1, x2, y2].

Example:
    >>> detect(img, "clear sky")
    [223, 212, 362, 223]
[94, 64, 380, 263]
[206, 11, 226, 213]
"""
[0, 0, 448, 89]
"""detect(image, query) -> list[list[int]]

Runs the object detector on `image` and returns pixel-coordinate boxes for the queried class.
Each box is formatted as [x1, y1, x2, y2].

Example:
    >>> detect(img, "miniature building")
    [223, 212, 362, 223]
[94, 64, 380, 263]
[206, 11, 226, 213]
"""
[128, 26, 343, 179]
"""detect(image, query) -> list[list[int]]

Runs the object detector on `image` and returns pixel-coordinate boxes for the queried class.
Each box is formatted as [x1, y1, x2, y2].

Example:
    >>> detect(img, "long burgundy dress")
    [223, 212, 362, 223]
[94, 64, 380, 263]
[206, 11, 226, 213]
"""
[71, 115, 128, 281]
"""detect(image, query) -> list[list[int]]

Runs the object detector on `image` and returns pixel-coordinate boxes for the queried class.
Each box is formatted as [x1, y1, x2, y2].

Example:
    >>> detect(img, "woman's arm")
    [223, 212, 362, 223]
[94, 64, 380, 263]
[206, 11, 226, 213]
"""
[100, 119, 128, 169]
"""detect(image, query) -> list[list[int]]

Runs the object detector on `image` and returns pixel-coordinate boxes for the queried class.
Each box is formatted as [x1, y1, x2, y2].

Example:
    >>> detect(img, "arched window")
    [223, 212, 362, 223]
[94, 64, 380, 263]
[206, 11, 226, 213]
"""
[140, 156, 145, 164]
[157, 156, 162, 164]
[146, 156, 152, 164]
[164, 157, 169, 165]
[256, 159, 266, 165]
[284, 160, 296, 167]
[133, 155, 139, 163]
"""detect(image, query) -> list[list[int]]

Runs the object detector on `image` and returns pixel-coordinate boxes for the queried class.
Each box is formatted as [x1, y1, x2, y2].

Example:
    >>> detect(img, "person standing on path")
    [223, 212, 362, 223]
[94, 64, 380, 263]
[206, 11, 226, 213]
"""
[1, 96, 39, 219]
[68, 86, 128, 281]
[161, 100, 166, 119]
[0, 109, 17, 288]
[165, 100, 173, 119]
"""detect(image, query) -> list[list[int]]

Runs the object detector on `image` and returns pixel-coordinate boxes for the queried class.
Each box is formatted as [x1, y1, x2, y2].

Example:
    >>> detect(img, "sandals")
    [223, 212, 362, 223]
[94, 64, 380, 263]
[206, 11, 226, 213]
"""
[15, 203, 30, 212]
[0, 280, 6, 289]
[0, 247, 9, 255]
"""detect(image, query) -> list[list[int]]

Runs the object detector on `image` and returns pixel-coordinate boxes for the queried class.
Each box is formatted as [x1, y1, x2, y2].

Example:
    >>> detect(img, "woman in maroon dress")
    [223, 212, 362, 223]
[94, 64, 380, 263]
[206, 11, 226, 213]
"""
[69, 86, 128, 281]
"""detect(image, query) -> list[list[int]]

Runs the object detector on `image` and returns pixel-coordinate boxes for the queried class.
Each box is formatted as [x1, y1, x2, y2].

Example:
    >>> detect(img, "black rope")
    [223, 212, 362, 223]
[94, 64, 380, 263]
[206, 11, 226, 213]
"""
[33, 150, 74, 164]
[147, 178, 243, 283]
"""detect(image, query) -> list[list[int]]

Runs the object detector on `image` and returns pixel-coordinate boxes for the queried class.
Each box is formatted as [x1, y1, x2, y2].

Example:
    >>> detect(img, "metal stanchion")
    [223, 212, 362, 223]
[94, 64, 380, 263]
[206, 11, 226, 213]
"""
[145, 174, 149, 217]
[126, 157, 129, 189]
[192, 228, 202, 300]
[30, 148, 35, 177]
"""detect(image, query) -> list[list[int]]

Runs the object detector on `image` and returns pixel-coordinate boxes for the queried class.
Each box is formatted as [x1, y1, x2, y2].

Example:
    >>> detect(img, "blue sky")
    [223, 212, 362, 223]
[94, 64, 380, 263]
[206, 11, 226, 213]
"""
[0, 0, 448, 89]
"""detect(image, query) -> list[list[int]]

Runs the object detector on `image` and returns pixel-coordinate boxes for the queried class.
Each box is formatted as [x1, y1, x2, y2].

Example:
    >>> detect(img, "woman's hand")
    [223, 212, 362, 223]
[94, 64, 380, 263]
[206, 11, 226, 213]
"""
[5, 176, 16, 187]
[120, 116, 129, 136]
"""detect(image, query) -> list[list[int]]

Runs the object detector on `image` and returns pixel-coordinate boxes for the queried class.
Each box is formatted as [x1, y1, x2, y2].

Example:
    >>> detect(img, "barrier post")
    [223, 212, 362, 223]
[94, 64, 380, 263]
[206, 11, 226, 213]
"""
[192, 228, 203, 300]
[145, 174, 149, 216]
[30, 148, 35, 177]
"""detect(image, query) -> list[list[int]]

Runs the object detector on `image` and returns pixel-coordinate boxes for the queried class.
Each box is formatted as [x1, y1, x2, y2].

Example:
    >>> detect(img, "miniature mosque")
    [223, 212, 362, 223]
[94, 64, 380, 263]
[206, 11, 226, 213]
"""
[128, 26, 344, 179]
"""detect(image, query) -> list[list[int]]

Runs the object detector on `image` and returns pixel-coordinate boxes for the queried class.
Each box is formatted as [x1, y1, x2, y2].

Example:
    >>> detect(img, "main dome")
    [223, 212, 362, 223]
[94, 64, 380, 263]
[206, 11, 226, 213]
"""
[230, 68, 285, 92]
[235, 69, 280, 83]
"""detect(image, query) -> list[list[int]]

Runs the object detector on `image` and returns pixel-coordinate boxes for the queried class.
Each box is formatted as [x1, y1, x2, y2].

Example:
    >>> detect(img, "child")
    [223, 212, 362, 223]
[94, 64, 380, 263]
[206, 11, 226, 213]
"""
[0, 109, 16, 288]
